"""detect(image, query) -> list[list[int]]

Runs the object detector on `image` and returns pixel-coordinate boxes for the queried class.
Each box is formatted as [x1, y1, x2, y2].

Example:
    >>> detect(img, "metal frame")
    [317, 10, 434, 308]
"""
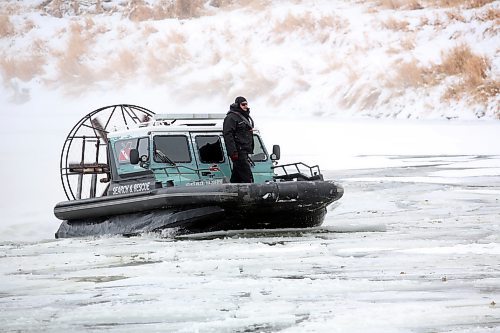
[60, 104, 155, 200]
[272, 162, 323, 181]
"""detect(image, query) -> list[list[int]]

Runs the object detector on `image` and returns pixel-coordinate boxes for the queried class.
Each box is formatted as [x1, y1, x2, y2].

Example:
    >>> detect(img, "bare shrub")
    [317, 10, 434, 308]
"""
[56, 22, 93, 84]
[156, 30, 187, 50]
[100, 50, 139, 83]
[142, 24, 159, 38]
[145, 45, 190, 83]
[23, 19, 36, 34]
[232, 0, 271, 11]
[438, 44, 494, 105]
[128, 1, 155, 22]
[465, 0, 495, 8]
[401, 35, 416, 50]
[274, 12, 314, 34]
[474, 80, 500, 103]
[95, 0, 104, 13]
[172, 0, 205, 18]
[391, 60, 428, 88]
[0, 3, 21, 16]
[439, 44, 489, 86]
[382, 17, 410, 31]
[0, 55, 46, 82]
[340, 84, 365, 109]
[84, 17, 95, 30]
[209, 0, 233, 8]
[319, 53, 342, 74]
[476, 8, 500, 21]
[427, 0, 495, 8]
[419, 16, 430, 26]
[360, 88, 382, 110]
[44, 0, 63, 18]
[379, 0, 423, 9]
[273, 12, 346, 36]
[128, 0, 206, 21]
[0, 15, 15, 37]
[446, 9, 466, 21]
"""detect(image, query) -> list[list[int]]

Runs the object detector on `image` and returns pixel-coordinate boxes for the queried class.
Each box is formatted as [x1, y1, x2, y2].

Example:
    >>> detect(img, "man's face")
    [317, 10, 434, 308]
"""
[240, 102, 249, 111]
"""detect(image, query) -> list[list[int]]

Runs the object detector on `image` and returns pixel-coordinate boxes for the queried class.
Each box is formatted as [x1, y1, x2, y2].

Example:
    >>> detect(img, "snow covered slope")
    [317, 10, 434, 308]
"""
[0, 0, 498, 119]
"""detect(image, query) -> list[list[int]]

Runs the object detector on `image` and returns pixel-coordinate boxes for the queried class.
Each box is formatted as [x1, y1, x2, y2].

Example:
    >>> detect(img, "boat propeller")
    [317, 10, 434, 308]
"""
[60, 104, 155, 200]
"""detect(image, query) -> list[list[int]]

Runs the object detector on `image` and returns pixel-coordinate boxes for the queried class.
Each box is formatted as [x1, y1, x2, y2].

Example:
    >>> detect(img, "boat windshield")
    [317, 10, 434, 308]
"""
[114, 137, 149, 164]
[250, 135, 268, 162]
[153, 135, 192, 163]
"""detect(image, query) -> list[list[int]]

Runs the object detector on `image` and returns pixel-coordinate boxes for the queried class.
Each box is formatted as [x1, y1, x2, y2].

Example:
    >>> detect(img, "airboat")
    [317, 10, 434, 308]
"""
[54, 104, 343, 238]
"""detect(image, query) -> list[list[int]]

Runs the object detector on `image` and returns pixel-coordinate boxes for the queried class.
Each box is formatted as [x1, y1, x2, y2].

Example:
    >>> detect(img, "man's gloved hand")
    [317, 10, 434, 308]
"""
[230, 152, 239, 161]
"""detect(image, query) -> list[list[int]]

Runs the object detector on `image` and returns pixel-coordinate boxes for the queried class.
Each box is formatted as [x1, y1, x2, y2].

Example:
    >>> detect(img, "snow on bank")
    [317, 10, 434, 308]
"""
[0, 0, 498, 119]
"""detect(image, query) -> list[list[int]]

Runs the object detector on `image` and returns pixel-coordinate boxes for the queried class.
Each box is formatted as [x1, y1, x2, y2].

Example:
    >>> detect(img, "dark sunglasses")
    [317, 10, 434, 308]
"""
[241, 103, 248, 106]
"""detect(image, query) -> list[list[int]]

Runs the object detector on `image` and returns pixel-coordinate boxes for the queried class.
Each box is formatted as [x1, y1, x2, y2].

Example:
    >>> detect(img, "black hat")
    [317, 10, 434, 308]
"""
[235, 96, 247, 104]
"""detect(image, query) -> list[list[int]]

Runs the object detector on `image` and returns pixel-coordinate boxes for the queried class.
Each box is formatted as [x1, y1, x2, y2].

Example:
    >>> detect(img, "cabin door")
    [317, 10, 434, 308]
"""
[190, 133, 232, 184]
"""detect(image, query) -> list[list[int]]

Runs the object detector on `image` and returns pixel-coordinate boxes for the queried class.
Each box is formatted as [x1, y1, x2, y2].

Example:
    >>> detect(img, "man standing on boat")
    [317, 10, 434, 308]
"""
[223, 96, 255, 183]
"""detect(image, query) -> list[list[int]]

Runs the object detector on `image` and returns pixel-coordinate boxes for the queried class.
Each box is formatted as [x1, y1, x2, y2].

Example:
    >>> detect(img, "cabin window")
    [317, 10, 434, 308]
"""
[137, 137, 149, 160]
[153, 135, 191, 163]
[250, 135, 268, 162]
[195, 135, 224, 163]
[114, 137, 149, 164]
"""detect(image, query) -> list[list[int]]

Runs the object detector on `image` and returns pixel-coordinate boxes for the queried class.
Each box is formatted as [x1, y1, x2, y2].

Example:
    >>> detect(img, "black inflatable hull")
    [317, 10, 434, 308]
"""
[54, 181, 343, 238]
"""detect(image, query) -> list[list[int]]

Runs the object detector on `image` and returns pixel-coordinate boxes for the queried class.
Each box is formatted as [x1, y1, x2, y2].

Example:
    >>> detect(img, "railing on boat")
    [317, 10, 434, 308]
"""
[272, 162, 323, 181]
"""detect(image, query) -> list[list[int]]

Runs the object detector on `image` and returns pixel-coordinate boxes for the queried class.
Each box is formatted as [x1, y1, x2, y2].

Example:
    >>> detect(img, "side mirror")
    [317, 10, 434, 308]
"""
[270, 144, 280, 161]
[130, 149, 139, 165]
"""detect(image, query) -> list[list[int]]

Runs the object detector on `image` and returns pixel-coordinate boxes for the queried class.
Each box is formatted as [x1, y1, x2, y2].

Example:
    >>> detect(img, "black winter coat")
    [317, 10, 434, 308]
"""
[223, 103, 254, 156]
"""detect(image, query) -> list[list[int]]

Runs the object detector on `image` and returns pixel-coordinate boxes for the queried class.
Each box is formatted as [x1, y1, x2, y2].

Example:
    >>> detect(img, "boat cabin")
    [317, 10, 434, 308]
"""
[106, 114, 281, 193]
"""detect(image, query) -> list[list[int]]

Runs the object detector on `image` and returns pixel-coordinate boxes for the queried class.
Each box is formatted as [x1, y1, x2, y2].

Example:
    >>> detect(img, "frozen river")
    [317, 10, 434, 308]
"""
[1, 154, 499, 332]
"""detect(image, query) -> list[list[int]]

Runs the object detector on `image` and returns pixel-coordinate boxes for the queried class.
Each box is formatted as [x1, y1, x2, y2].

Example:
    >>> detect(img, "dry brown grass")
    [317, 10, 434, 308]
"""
[23, 19, 36, 34]
[337, 67, 365, 109]
[439, 44, 489, 85]
[386, 44, 496, 107]
[382, 17, 410, 31]
[0, 15, 15, 37]
[442, 78, 499, 104]
[0, 55, 46, 82]
[379, 0, 423, 10]
[446, 9, 466, 22]
[393, 60, 427, 88]
[145, 45, 190, 83]
[110, 50, 139, 80]
[209, 0, 233, 7]
[475, 7, 500, 21]
[53, 22, 95, 85]
[141, 24, 159, 38]
[128, 0, 206, 21]
[426, 0, 495, 8]
[0, 34, 47, 82]
[320, 53, 342, 74]
[401, 34, 416, 50]
[373, 0, 495, 9]
[273, 11, 347, 40]
[0, 3, 21, 16]
[437, 44, 496, 103]
[209, 0, 271, 11]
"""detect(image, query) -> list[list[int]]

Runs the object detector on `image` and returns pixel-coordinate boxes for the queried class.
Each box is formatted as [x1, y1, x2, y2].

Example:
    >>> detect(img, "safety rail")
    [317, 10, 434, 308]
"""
[272, 162, 323, 181]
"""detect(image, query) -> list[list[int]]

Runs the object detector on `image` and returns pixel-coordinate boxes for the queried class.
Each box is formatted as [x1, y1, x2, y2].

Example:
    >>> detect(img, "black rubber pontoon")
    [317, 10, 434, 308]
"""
[54, 181, 343, 238]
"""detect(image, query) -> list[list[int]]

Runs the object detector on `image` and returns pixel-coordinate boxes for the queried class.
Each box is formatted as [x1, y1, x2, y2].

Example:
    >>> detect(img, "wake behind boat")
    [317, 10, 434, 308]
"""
[54, 105, 343, 238]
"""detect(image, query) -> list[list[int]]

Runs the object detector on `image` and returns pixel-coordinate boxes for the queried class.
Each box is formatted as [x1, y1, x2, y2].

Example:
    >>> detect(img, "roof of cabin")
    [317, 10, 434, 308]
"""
[107, 113, 259, 139]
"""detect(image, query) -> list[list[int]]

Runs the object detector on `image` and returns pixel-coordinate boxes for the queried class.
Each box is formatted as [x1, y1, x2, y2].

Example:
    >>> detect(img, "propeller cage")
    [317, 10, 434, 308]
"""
[60, 104, 155, 200]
